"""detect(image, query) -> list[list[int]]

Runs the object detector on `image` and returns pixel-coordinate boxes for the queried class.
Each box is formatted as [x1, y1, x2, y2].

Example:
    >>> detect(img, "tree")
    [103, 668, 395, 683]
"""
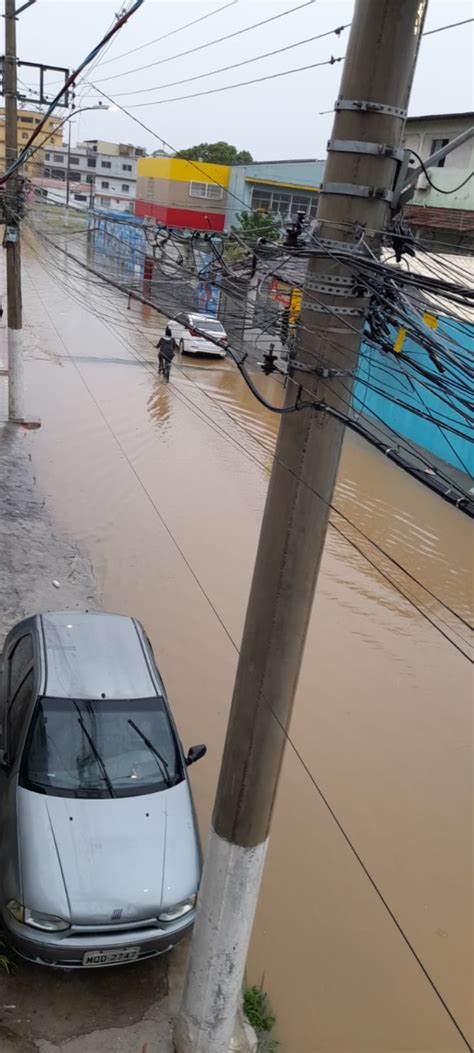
[176, 142, 253, 164]
[232, 210, 280, 240]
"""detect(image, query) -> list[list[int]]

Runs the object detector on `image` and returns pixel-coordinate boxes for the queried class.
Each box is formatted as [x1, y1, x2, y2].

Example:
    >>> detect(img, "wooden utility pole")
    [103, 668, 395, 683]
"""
[175, 2, 429, 1052]
[4, 0, 24, 421]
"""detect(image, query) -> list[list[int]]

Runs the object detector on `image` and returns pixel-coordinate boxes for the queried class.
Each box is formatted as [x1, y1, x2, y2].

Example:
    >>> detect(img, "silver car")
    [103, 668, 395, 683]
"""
[0, 611, 206, 968]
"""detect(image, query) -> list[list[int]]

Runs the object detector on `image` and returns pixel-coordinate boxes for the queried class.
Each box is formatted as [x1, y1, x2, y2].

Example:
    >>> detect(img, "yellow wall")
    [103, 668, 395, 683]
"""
[0, 108, 63, 177]
[137, 156, 230, 186]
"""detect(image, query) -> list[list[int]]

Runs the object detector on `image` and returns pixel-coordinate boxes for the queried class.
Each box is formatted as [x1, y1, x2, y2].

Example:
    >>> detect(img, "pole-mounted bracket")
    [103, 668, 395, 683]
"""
[305, 273, 366, 297]
[311, 234, 365, 255]
[302, 301, 365, 316]
[334, 99, 407, 119]
[327, 138, 405, 161]
[306, 273, 355, 287]
[320, 181, 394, 203]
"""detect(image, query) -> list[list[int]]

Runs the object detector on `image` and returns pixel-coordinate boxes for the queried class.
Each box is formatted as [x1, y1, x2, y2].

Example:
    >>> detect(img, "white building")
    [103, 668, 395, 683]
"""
[42, 138, 146, 213]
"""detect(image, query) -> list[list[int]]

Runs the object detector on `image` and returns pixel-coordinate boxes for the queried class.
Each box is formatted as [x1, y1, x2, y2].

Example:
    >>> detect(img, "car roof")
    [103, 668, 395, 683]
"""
[40, 612, 156, 701]
[189, 314, 224, 324]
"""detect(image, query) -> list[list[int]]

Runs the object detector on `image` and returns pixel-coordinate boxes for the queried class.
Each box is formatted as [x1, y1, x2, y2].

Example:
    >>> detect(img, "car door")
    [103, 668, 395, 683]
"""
[0, 634, 36, 904]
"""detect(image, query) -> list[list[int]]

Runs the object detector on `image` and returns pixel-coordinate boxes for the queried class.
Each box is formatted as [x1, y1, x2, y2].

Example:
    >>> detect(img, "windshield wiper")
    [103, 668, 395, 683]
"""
[73, 703, 116, 798]
[127, 719, 173, 789]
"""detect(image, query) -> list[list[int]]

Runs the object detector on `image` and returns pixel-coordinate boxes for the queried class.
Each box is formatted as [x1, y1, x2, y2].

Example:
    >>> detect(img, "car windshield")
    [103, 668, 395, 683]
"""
[191, 318, 224, 333]
[20, 697, 183, 798]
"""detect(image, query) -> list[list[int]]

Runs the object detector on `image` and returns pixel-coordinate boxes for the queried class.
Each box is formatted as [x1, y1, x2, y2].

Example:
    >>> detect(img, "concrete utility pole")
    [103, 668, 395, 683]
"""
[4, 0, 24, 422]
[175, 2, 429, 1052]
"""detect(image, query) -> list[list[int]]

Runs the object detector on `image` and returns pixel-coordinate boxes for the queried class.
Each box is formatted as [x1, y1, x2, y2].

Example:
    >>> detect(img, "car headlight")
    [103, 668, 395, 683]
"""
[159, 894, 197, 922]
[7, 900, 70, 932]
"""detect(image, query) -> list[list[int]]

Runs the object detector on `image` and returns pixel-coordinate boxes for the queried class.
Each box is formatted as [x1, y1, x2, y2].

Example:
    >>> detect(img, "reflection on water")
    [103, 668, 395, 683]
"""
[21, 248, 473, 1053]
[147, 379, 172, 432]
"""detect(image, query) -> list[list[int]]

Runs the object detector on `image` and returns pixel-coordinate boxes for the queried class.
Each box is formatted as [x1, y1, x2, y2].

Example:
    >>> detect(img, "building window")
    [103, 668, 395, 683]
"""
[44, 167, 50, 178]
[45, 152, 51, 161]
[51, 169, 65, 180]
[53, 153, 64, 163]
[74, 193, 87, 201]
[69, 171, 81, 182]
[121, 184, 129, 192]
[250, 186, 317, 220]
[101, 181, 109, 189]
[101, 160, 112, 169]
[86, 174, 93, 184]
[100, 197, 110, 207]
[430, 137, 449, 167]
[70, 155, 80, 165]
[20, 116, 34, 124]
[189, 181, 223, 200]
[87, 158, 96, 168]
[122, 163, 132, 171]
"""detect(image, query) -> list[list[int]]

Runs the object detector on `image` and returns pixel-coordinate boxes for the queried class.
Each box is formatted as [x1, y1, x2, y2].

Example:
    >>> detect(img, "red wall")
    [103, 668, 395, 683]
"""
[135, 200, 225, 232]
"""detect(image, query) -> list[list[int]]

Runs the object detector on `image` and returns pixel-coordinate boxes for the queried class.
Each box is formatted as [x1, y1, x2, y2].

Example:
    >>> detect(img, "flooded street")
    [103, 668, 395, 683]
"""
[4, 242, 472, 1052]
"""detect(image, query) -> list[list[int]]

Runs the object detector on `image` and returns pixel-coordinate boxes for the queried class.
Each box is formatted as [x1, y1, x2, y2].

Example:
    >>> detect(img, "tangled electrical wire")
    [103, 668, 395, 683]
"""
[24, 189, 474, 514]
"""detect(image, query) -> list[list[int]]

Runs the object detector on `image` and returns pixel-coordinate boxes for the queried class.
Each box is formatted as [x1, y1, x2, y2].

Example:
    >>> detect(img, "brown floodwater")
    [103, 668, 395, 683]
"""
[12, 244, 474, 1051]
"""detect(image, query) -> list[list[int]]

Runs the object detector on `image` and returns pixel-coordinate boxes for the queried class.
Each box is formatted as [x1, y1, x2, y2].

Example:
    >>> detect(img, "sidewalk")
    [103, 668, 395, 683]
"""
[0, 433, 252, 1053]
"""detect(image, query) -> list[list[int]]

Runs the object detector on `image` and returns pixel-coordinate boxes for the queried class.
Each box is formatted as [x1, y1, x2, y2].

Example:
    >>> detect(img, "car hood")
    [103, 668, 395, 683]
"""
[17, 782, 200, 925]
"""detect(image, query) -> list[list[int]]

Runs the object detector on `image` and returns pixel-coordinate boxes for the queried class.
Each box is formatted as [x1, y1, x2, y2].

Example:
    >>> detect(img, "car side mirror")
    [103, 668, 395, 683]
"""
[186, 744, 207, 767]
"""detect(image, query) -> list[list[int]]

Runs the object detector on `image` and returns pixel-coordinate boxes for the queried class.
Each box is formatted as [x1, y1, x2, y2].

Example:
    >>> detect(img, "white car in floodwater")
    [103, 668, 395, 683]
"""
[168, 312, 228, 357]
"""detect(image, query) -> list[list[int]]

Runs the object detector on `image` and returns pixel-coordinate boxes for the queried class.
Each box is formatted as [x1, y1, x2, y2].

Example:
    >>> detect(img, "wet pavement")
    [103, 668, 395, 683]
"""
[0, 239, 472, 1052]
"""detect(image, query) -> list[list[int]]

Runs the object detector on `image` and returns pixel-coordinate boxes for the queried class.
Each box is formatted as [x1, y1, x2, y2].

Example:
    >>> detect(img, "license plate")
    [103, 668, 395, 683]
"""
[82, 946, 140, 966]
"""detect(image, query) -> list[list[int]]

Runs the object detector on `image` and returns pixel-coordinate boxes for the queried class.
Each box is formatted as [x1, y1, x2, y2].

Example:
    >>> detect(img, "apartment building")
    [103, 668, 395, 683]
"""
[40, 138, 145, 212]
[0, 106, 63, 179]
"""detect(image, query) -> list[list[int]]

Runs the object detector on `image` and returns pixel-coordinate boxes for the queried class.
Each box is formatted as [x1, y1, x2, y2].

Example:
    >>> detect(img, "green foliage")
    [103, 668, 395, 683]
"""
[244, 985, 278, 1050]
[176, 142, 253, 164]
[232, 210, 280, 241]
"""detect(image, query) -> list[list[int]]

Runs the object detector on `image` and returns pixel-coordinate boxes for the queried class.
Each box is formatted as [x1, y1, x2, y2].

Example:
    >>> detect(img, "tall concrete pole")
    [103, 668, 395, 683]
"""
[175, 3, 428, 1051]
[4, 0, 24, 422]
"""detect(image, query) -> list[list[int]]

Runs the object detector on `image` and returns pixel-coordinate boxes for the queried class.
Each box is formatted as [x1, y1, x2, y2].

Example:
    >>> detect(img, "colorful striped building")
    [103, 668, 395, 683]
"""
[135, 157, 230, 231]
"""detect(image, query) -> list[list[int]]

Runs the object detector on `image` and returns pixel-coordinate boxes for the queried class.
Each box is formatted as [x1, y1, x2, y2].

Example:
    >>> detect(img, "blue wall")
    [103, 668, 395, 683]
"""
[91, 210, 146, 274]
[352, 317, 473, 477]
[226, 159, 325, 230]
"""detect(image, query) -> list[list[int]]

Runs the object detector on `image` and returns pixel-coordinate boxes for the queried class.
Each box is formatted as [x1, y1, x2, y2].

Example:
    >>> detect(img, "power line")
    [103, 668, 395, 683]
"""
[93, 0, 316, 82]
[92, 8, 474, 85]
[95, 0, 239, 69]
[423, 16, 474, 36]
[113, 25, 350, 97]
[124, 55, 345, 108]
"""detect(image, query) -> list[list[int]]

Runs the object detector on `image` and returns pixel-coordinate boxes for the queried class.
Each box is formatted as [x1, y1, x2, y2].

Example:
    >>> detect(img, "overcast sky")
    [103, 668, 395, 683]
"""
[9, 0, 474, 159]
